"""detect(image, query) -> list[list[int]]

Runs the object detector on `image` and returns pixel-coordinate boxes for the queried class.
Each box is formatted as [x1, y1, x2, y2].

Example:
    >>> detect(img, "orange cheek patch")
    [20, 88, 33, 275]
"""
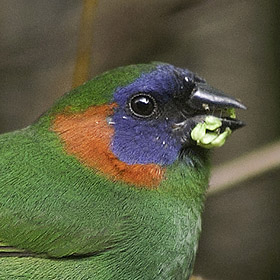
[52, 104, 165, 189]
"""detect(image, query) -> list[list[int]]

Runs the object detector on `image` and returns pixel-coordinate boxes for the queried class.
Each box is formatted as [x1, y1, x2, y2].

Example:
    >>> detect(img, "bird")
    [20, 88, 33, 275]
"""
[0, 62, 245, 279]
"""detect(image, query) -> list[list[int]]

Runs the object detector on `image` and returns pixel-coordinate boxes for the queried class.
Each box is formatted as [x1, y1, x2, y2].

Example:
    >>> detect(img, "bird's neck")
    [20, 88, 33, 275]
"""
[29, 119, 210, 280]
[51, 103, 165, 188]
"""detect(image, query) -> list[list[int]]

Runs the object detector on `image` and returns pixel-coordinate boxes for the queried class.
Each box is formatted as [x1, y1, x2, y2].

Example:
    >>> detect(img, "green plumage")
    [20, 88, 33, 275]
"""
[0, 62, 240, 279]
[0, 126, 209, 279]
[49, 63, 156, 114]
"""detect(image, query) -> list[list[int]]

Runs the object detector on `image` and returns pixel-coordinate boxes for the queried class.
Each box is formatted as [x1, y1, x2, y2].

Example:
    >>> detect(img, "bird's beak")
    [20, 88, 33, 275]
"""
[189, 83, 246, 110]
[187, 83, 246, 130]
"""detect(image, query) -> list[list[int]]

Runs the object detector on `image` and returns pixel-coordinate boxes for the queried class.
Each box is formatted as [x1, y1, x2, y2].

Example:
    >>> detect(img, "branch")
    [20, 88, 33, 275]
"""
[72, 0, 98, 88]
[209, 140, 280, 195]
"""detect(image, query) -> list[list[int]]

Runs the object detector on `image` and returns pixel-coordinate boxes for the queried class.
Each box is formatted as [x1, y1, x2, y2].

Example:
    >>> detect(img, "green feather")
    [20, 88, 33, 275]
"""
[0, 63, 211, 279]
[0, 126, 210, 279]
[48, 63, 157, 114]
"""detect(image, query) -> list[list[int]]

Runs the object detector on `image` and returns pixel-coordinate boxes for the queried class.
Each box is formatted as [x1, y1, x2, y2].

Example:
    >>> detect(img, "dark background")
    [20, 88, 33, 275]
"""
[1, 1, 280, 279]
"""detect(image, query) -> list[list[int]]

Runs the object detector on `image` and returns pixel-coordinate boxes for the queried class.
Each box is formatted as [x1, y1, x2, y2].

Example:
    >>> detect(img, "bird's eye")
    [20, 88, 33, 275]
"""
[129, 94, 157, 118]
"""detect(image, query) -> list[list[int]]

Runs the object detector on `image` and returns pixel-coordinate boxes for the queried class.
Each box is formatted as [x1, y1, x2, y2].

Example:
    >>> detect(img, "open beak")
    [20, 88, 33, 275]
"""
[188, 83, 246, 130]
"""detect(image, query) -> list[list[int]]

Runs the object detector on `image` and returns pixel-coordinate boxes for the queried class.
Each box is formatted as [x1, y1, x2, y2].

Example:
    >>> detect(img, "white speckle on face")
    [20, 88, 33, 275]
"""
[106, 117, 115, 125]
[122, 116, 128, 119]
[184, 76, 190, 82]
[162, 141, 166, 145]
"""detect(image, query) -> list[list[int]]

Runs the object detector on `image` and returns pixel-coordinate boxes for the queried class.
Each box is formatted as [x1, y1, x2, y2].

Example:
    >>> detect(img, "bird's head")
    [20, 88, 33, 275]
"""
[49, 63, 246, 188]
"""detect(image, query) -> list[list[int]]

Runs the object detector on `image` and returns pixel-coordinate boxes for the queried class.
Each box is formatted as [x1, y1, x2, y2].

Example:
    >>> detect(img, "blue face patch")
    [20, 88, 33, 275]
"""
[110, 64, 192, 166]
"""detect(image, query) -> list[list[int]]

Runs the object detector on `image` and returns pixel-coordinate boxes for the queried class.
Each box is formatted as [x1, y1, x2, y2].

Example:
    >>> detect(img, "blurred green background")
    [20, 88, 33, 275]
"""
[1, 1, 280, 279]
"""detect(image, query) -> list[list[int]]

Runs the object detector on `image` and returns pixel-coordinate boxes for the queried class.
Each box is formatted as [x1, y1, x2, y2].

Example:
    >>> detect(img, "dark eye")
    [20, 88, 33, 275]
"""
[129, 94, 157, 117]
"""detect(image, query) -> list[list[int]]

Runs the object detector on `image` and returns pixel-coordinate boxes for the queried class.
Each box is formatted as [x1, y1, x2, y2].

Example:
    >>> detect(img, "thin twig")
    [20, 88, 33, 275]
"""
[72, 0, 98, 88]
[209, 140, 280, 195]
